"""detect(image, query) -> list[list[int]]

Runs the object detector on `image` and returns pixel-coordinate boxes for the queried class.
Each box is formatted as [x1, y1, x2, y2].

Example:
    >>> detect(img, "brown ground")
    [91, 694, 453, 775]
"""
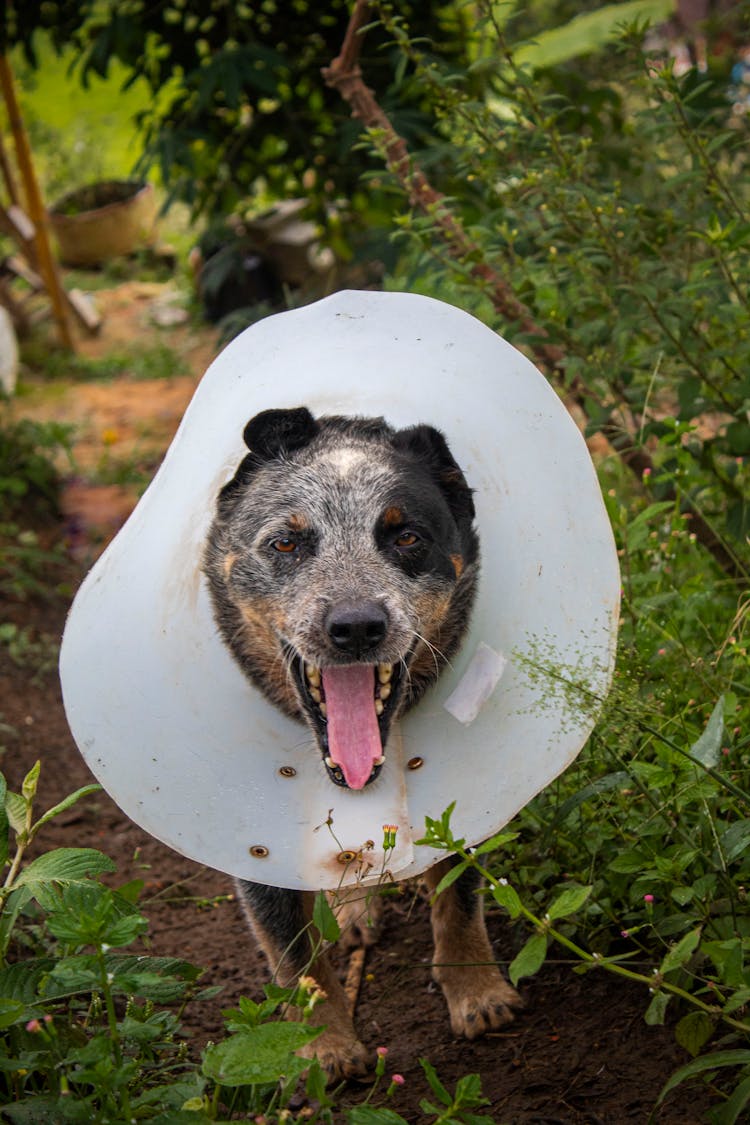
[1, 283, 716, 1122]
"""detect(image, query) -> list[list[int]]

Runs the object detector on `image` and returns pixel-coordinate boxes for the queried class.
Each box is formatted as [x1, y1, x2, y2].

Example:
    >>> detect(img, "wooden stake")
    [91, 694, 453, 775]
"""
[0, 55, 75, 350]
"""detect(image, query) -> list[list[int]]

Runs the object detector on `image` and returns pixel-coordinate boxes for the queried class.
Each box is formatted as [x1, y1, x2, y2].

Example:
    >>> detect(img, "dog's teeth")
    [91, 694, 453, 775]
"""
[379, 682, 392, 701]
[374, 755, 385, 766]
[309, 687, 321, 703]
[378, 663, 393, 684]
[319, 702, 327, 717]
[374, 698, 384, 716]
[325, 756, 335, 768]
[306, 663, 321, 687]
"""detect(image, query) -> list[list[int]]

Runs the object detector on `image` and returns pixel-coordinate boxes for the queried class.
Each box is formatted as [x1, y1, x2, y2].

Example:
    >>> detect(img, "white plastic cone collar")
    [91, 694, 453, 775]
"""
[60, 291, 620, 890]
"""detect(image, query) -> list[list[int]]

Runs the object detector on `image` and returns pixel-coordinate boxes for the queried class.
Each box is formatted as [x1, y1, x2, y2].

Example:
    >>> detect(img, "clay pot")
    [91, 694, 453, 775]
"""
[49, 180, 157, 267]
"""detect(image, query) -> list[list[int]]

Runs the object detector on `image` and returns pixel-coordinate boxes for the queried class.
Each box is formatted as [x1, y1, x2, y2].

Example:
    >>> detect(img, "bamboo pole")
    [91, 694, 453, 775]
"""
[0, 55, 74, 350]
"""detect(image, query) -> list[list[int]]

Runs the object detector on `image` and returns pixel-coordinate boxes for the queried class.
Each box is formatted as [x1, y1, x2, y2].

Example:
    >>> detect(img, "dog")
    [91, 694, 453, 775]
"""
[203, 406, 522, 1079]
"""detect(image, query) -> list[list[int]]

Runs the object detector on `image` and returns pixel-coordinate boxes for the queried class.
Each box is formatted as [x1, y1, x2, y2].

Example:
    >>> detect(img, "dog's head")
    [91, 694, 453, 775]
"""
[204, 407, 479, 790]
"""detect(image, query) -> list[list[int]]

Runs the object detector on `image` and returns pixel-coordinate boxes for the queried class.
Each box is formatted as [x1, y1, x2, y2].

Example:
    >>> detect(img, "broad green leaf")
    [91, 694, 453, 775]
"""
[202, 1023, 321, 1085]
[21, 761, 40, 803]
[433, 859, 471, 898]
[419, 1058, 452, 1107]
[657, 1050, 750, 1105]
[472, 831, 518, 856]
[553, 771, 631, 824]
[509, 932, 547, 986]
[547, 884, 592, 922]
[690, 697, 725, 768]
[5, 790, 26, 835]
[675, 1011, 714, 1057]
[0, 886, 32, 958]
[514, 2, 675, 71]
[0, 998, 26, 1029]
[491, 881, 522, 919]
[645, 991, 671, 1025]
[32, 785, 101, 834]
[708, 1073, 750, 1125]
[13, 847, 115, 891]
[661, 927, 702, 974]
[348, 1109, 409, 1125]
[0, 772, 8, 869]
[312, 891, 340, 944]
[720, 820, 750, 864]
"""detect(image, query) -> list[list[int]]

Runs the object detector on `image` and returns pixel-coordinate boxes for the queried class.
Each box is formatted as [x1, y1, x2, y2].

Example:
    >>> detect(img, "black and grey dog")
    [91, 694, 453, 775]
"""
[204, 407, 521, 1079]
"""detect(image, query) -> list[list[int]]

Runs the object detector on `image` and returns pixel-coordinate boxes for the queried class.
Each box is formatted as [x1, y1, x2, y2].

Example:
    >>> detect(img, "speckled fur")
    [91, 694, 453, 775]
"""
[203, 407, 521, 1082]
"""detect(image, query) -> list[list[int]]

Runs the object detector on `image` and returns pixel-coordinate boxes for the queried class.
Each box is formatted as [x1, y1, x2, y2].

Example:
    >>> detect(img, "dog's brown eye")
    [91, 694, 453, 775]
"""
[394, 531, 419, 548]
[271, 537, 298, 554]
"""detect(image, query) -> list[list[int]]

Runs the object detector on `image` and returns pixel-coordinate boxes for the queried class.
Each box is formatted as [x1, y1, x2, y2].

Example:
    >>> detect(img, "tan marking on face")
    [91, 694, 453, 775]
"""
[383, 506, 404, 528]
[450, 554, 464, 579]
[288, 513, 308, 532]
[223, 552, 239, 580]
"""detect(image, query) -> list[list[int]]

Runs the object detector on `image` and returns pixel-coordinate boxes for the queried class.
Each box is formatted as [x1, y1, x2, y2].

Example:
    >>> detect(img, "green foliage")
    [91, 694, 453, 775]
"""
[0, 417, 71, 522]
[0, 1, 475, 224]
[373, 6, 750, 1110]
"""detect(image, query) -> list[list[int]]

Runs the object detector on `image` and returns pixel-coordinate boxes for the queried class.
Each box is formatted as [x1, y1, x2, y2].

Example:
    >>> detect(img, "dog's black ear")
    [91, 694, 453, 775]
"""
[243, 407, 318, 460]
[218, 408, 318, 510]
[393, 424, 476, 525]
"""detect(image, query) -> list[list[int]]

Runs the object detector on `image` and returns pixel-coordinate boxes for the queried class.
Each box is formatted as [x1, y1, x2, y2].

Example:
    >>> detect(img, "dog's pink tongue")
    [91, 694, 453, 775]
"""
[322, 665, 382, 790]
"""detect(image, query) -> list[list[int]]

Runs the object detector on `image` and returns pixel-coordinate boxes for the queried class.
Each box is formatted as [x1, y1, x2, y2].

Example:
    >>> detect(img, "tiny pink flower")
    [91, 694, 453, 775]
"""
[25, 1019, 41, 1033]
[643, 894, 654, 904]
[392, 1074, 405, 1086]
[376, 1046, 388, 1058]
[642, 467, 652, 478]
[657, 648, 667, 656]
[44, 1014, 53, 1024]
[621, 929, 630, 938]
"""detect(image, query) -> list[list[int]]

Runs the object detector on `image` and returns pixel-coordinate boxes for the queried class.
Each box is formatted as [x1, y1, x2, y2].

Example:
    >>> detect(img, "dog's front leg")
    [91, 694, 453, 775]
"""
[424, 858, 523, 1039]
[235, 880, 371, 1081]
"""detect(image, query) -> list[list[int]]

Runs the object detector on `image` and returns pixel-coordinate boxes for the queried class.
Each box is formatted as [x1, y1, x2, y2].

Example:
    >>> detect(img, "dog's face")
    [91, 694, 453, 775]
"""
[204, 408, 479, 791]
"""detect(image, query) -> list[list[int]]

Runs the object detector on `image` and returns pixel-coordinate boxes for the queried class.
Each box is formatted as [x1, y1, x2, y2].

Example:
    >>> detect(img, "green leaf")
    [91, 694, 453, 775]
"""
[0, 773, 8, 870]
[645, 991, 671, 1025]
[419, 1058, 452, 1106]
[675, 1011, 714, 1057]
[509, 932, 547, 986]
[657, 1050, 750, 1105]
[21, 760, 40, 803]
[348, 1109, 409, 1125]
[708, 1073, 750, 1125]
[433, 859, 471, 898]
[202, 1023, 321, 1086]
[491, 881, 522, 919]
[661, 927, 702, 974]
[690, 697, 725, 768]
[0, 886, 32, 958]
[32, 785, 101, 835]
[5, 790, 26, 835]
[720, 820, 750, 864]
[471, 830, 518, 856]
[312, 891, 340, 944]
[547, 884, 592, 922]
[553, 771, 631, 824]
[0, 998, 26, 1029]
[13, 847, 115, 892]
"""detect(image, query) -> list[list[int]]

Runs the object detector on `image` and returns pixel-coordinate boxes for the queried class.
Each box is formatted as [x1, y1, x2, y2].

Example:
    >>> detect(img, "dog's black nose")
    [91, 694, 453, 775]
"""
[326, 600, 388, 656]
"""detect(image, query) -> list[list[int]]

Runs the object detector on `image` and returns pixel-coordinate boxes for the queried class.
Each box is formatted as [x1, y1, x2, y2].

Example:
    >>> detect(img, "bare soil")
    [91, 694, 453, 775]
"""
[1, 284, 715, 1122]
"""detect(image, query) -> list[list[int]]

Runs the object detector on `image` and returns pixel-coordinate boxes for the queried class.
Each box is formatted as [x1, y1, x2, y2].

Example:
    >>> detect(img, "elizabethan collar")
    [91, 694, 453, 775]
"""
[60, 291, 620, 891]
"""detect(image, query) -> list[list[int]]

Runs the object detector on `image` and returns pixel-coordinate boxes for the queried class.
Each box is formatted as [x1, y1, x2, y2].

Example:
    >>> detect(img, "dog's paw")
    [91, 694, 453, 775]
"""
[436, 966, 523, 1040]
[300, 1026, 372, 1083]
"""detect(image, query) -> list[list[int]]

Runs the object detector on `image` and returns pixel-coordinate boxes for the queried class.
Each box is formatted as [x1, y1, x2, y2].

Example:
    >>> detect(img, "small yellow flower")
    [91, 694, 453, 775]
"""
[101, 428, 119, 446]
